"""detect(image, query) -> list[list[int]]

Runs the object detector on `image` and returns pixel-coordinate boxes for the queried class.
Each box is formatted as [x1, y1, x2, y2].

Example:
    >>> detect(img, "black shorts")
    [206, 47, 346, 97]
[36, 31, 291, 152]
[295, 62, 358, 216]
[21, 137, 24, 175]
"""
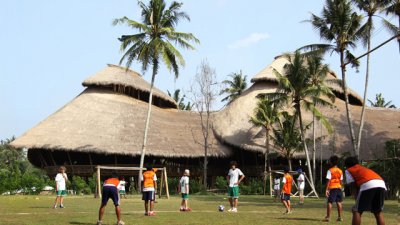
[101, 186, 120, 206]
[281, 193, 290, 201]
[355, 188, 385, 213]
[327, 188, 343, 203]
[142, 191, 155, 201]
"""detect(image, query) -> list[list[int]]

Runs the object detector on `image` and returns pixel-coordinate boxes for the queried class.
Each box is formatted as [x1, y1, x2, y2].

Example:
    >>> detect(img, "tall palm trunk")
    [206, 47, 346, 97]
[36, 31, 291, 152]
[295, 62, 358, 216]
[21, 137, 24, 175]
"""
[287, 157, 292, 171]
[297, 104, 319, 197]
[263, 129, 271, 195]
[340, 50, 358, 158]
[138, 67, 157, 190]
[203, 136, 208, 189]
[312, 110, 316, 185]
[357, 17, 372, 152]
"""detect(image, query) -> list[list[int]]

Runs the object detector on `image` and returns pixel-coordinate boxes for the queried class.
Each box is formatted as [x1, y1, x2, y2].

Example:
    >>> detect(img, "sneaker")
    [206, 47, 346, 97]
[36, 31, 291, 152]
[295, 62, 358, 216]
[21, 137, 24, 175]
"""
[287, 210, 292, 214]
[231, 208, 238, 213]
[227, 208, 233, 212]
[96, 221, 102, 225]
[60, 205, 64, 208]
[53, 205, 57, 209]
[148, 211, 156, 216]
[323, 217, 330, 222]
[116, 221, 125, 225]
[179, 208, 185, 211]
[144, 212, 148, 216]
[337, 217, 343, 222]
[185, 208, 192, 212]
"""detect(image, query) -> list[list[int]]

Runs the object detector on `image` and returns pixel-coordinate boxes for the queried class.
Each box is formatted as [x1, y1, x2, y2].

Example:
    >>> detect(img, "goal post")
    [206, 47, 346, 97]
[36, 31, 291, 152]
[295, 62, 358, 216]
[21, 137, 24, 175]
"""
[95, 165, 170, 199]
[267, 170, 319, 198]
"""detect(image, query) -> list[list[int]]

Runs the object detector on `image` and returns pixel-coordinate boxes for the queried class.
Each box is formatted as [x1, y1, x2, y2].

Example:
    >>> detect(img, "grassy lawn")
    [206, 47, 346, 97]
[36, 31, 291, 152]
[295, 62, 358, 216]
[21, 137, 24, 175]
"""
[0, 194, 397, 225]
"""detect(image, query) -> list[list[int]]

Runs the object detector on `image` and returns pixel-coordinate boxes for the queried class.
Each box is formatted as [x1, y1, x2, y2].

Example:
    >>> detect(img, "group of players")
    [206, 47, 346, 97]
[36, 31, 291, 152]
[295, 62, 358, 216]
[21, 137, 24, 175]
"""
[53, 156, 387, 225]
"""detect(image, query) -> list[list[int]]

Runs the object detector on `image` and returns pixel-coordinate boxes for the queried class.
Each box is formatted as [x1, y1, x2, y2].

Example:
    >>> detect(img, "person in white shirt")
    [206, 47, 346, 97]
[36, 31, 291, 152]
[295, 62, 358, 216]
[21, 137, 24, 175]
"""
[226, 161, 245, 212]
[118, 178, 127, 199]
[273, 175, 281, 202]
[296, 169, 305, 205]
[178, 169, 191, 211]
[53, 166, 68, 209]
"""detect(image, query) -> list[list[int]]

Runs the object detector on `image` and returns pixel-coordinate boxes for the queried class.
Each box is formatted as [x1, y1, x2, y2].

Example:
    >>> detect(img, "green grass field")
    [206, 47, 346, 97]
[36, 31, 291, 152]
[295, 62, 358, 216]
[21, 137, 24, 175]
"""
[0, 195, 397, 225]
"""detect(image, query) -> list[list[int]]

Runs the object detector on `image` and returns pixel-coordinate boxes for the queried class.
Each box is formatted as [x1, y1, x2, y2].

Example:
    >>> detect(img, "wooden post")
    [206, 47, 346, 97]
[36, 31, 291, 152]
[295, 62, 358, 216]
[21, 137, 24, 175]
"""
[97, 166, 102, 198]
[159, 169, 164, 198]
[269, 171, 273, 197]
[163, 167, 170, 199]
[67, 152, 75, 175]
[49, 151, 57, 166]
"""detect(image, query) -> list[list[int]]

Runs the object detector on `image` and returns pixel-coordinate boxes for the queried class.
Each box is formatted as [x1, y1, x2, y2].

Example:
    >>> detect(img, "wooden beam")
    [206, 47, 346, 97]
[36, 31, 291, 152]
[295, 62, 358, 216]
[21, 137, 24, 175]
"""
[159, 169, 164, 198]
[97, 166, 102, 198]
[49, 151, 57, 166]
[67, 152, 75, 175]
[163, 167, 170, 199]
[38, 151, 48, 167]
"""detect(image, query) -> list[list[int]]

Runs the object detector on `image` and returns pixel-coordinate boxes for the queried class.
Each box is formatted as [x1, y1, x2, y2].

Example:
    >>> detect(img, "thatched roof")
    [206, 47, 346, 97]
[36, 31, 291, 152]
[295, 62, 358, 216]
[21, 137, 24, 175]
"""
[83, 64, 178, 108]
[213, 81, 400, 160]
[11, 71, 231, 158]
[250, 55, 363, 106]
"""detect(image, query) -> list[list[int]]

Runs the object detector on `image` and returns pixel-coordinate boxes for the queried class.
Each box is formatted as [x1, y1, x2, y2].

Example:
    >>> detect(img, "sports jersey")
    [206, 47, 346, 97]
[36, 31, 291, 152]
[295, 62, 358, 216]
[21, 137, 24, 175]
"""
[282, 173, 292, 195]
[118, 180, 126, 191]
[140, 170, 157, 191]
[297, 174, 305, 190]
[55, 173, 68, 190]
[345, 164, 386, 192]
[104, 178, 120, 187]
[326, 167, 343, 189]
[227, 168, 244, 187]
[179, 176, 189, 194]
[273, 178, 281, 190]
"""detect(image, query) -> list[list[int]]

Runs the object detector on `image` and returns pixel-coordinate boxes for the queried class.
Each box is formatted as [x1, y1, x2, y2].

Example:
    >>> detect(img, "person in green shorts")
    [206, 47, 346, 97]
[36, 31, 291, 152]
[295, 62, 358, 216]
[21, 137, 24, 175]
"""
[53, 166, 68, 209]
[226, 161, 245, 212]
[178, 169, 191, 211]
[118, 177, 127, 199]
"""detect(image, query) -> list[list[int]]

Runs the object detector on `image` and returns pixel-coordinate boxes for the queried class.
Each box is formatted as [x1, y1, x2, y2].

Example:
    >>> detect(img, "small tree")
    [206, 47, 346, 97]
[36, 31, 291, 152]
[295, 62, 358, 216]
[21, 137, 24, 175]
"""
[190, 60, 219, 189]
[368, 93, 396, 108]
[167, 89, 193, 110]
[220, 70, 247, 104]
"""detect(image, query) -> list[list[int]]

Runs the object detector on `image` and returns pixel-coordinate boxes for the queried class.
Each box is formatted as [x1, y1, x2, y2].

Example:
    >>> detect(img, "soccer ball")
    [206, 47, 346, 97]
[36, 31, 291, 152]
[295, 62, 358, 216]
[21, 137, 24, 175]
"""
[218, 205, 225, 212]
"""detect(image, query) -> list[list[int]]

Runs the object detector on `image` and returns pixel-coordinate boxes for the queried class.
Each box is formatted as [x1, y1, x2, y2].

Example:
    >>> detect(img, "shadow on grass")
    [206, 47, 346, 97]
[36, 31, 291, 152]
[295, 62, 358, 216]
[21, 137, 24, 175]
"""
[69, 222, 93, 225]
[276, 217, 323, 222]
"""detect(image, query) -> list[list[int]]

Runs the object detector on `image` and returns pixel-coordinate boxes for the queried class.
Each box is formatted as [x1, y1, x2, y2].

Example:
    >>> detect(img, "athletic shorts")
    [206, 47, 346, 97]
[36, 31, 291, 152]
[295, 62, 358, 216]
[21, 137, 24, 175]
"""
[119, 190, 126, 194]
[142, 191, 155, 201]
[281, 193, 290, 201]
[56, 190, 67, 197]
[273, 189, 280, 197]
[327, 188, 343, 203]
[355, 187, 385, 213]
[181, 193, 189, 200]
[102, 186, 120, 206]
[227, 186, 239, 198]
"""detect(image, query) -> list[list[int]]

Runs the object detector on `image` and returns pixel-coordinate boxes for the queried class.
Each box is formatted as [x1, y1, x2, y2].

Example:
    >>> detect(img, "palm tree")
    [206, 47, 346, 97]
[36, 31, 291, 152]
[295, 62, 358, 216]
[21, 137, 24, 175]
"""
[250, 97, 280, 194]
[368, 93, 396, 108]
[167, 89, 192, 110]
[302, 0, 363, 158]
[383, 0, 400, 52]
[220, 70, 247, 104]
[265, 51, 334, 197]
[113, 0, 199, 187]
[306, 54, 336, 184]
[272, 112, 303, 171]
[353, 0, 392, 154]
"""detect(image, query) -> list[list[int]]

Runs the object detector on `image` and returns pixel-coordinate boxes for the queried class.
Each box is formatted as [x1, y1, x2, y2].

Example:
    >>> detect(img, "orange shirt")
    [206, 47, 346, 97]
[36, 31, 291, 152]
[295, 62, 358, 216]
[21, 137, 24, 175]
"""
[328, 167, 343, 189]
[104, 178, 120, 187]
[282, 173, 292, 195]
[347, 164, 383, 187]
[143, 170, 156, 188]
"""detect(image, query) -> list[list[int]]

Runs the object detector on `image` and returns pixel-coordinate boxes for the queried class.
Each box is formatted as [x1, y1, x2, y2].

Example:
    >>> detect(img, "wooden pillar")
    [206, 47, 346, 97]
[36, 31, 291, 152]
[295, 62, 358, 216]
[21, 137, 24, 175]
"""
[163, 167, 169, 199]
[97, 166, 102, 198]
[159, 169, 164, 198]
[49, 151, 57, 166]
[269, 172, 273, 197]
[67, 152, 75, 175]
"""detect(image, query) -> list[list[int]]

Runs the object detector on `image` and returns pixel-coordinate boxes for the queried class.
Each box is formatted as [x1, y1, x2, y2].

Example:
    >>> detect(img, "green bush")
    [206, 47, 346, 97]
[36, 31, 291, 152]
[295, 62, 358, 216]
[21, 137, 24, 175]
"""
[240, 178, 264, 195]
[189, 178, 206, 194]
[71, 176, 88, 194]
[215, 176, 227, 190]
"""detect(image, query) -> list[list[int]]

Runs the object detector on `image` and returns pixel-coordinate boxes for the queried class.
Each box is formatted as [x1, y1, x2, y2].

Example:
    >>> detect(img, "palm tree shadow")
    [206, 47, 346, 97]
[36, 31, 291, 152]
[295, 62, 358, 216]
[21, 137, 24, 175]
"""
[276, 217, 323, 222]
[69, 222, 93, 225]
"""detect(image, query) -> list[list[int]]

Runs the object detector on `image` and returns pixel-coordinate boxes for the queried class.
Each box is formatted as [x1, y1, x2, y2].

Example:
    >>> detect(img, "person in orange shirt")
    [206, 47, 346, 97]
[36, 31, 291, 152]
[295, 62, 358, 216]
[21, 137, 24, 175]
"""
[345, 156, 386, 225]
[324, 155, 344, 222]
[141, 164, 157, 216]
[281, 167, 292, 214]
[97, 173, 124, 225]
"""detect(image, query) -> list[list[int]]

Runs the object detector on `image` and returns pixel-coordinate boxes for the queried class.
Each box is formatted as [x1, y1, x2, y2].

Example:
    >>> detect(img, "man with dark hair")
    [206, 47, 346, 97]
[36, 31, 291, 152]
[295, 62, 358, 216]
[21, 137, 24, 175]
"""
[324, 155, 343, 222]
[141, 164, 157, 216]
[345, 156, 386, 225]
[226, 161, 245, 212]
[97, 172, 124, 225]
[281, 167, 292, 214]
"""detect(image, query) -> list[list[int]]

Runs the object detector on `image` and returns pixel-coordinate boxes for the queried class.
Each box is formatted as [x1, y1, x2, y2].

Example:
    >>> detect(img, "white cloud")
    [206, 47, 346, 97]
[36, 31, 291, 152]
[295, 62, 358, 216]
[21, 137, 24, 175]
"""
[228, 32, 270, 49]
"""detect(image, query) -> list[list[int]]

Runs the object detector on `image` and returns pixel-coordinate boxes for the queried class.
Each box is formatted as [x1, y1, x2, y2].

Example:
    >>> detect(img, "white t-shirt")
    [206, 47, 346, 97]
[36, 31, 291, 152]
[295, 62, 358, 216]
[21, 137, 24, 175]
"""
[180, 176, 189, 194]
[273, 178, 281, 190]
[118, 180, 126, 191]
[228, 168, 244, 187]
[140, 173, 157, 192]
[297, 174, 305, 190]
[55, 173, 68, 191]
[345, 170, 386, 192]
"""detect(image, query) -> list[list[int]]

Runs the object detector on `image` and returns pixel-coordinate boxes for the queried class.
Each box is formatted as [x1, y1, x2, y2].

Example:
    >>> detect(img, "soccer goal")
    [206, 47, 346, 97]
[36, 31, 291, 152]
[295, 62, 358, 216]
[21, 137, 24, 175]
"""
[94, 165, 170, 199]
[267, 170, 319, 198]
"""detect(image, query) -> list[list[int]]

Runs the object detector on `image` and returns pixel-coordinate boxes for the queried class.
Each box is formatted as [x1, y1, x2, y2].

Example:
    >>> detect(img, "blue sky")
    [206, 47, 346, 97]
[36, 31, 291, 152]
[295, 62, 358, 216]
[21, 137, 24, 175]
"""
[1, 0, 399, 140]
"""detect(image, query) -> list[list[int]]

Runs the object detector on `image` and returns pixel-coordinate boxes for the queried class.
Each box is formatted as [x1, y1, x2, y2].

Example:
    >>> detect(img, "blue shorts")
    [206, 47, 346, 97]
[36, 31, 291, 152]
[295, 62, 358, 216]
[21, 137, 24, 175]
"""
[281, 193, 290, 201]
[327, 188, 343, 203]
[101, 186, 120, 206]
[142, 191, 155, 201]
